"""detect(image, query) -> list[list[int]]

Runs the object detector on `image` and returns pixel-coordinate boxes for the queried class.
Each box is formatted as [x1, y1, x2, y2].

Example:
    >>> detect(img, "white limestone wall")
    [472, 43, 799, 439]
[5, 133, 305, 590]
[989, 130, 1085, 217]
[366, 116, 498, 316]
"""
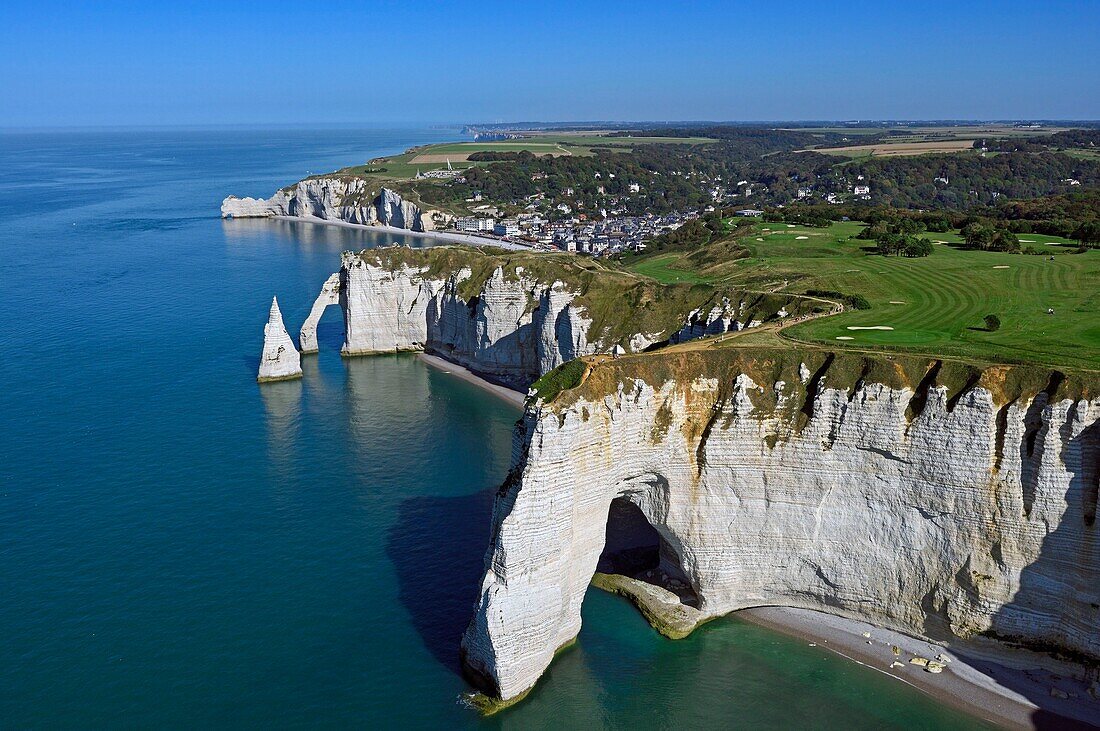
[222, 181, 431, 231]
[338, 254, 601, 385]
[461, 373, 1100, 701]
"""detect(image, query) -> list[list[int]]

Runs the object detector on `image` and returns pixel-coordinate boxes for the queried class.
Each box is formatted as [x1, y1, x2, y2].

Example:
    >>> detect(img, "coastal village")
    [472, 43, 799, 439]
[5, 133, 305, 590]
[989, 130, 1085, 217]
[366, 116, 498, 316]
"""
[430, 160, 877, 255]
[451, 209, 699, 254]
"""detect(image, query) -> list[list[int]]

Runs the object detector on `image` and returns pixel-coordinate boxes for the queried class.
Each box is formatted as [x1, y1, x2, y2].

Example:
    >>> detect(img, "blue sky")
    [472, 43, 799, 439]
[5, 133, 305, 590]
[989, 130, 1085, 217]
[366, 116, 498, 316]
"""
[2, 0, 1098, 126]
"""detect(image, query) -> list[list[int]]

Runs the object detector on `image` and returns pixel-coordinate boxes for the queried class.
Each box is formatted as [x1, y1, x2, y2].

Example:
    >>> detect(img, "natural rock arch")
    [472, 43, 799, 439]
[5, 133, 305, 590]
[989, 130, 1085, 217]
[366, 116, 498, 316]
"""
[461, 364, 1100, 709]
[299, 273, 341, 354]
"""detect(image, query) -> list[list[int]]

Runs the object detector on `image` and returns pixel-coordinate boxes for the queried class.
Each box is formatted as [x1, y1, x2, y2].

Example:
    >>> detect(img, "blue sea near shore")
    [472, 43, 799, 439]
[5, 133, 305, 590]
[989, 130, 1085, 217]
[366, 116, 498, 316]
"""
[0, 127, 992, 729]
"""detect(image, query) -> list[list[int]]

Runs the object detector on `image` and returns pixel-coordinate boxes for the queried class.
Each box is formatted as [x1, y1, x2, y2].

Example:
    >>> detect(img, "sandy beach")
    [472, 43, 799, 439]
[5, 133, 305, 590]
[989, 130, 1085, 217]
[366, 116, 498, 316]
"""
[417, 353, 526, 407]
[276, 215, 535, 251]
[738, 606, 1100, 729]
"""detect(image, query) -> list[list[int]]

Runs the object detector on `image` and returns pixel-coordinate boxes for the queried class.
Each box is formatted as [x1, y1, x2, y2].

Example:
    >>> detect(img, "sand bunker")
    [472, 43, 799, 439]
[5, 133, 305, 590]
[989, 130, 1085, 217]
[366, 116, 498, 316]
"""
[1020, 239, 1035, 243]
[787, 224, 795, 228]
[993, 265, 1010, 269]
[795, 236, 809, 240]
[835, 336, 855, 340]
[933, 240, 948, 244]
[889, 301, 906, 304]
[847, 326, 894, 331]
[756, 237, 764, 241]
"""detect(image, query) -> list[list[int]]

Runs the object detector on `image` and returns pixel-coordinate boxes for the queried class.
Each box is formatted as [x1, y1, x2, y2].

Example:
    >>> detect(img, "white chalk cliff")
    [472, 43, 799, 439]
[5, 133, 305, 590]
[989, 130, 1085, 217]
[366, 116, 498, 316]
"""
[222, 180, 436, 231]
[340, 254, 590, 386]
[299, 273, 340, 354]
[335, 249, 799, 387]
[460, 353, 1100, 703]
[257, 296, 302, 382]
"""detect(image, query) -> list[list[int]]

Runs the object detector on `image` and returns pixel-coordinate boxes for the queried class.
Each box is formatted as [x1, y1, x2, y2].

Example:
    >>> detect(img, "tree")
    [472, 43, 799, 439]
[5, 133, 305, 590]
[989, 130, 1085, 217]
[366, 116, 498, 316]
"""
[925, 216, 951, 233]
[875, 232, 904, 256]
[991, 229, 1020, 252]
[1072, 221, 1100, 247]
[904, 237, 933, 257]
[962, 222, 995, 250]
[983, 314, 1001, 331]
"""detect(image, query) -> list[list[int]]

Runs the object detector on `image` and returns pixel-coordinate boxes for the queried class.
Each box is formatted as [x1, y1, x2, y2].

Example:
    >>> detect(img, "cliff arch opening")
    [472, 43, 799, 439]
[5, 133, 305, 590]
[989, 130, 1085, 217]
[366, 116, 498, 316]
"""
[597, 497, 698, 607]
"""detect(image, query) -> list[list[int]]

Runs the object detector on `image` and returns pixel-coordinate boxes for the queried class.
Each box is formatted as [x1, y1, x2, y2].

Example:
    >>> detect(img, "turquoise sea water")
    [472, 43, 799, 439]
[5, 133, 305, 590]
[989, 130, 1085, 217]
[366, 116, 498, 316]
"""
[0, 128, 993, 729]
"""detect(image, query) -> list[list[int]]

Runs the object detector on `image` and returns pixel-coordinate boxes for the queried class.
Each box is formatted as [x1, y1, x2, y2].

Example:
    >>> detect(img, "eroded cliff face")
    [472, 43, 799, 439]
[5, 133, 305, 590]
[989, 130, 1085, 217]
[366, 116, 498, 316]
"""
[339, 252, 595, 386]
[461, 350, 1100, 702]
[336, 248, 808, 387]
[221, 180, 436, 231]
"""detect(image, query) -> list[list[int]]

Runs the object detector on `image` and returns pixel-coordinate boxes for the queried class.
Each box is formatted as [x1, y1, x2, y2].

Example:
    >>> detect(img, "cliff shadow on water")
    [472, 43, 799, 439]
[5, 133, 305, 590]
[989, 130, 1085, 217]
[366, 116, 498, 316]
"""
[385, 489, 497, 677]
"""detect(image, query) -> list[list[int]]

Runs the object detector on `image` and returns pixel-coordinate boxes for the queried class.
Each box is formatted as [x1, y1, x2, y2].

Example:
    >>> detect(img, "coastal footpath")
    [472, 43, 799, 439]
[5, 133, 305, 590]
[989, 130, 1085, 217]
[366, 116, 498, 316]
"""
[459, 348, 1100, 720]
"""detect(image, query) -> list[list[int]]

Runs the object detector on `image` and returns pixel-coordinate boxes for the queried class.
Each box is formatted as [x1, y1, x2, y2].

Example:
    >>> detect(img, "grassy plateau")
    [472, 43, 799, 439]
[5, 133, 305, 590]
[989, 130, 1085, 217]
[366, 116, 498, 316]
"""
[625, 221, 1099, 371]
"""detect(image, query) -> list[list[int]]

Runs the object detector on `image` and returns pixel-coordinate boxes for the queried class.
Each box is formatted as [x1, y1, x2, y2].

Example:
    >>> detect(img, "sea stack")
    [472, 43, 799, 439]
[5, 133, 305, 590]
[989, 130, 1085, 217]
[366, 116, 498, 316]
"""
[257, 296, 302, 382]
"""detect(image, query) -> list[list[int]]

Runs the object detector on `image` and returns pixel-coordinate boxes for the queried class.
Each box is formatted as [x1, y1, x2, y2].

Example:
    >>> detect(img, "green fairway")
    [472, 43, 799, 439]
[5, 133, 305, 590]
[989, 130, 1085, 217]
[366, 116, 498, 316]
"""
[627, 253, 715, 284]
[627, 221, 1099, 370]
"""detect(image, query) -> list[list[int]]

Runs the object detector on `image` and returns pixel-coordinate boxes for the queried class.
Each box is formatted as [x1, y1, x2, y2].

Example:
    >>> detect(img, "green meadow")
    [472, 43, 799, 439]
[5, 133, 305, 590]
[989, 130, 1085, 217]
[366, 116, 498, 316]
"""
[627, 221, 1099, 370]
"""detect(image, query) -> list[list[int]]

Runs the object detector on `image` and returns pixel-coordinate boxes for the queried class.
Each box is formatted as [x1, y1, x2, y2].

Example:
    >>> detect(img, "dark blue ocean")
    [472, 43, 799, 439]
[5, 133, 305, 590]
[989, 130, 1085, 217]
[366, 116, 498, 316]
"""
[0, 128, 990, 729]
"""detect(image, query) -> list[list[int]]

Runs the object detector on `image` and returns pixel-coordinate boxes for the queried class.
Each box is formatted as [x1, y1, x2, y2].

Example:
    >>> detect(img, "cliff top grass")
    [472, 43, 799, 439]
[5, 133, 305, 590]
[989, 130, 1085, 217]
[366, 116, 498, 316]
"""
[351, 245, 820, 350]
[546, 346, 1099, 416]
[624, 220, 1100, 371]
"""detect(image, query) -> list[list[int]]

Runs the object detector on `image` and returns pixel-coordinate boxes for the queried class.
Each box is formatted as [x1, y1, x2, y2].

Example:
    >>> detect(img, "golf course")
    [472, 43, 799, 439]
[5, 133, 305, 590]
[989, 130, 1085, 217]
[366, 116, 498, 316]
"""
[625, 221, 1099, 370]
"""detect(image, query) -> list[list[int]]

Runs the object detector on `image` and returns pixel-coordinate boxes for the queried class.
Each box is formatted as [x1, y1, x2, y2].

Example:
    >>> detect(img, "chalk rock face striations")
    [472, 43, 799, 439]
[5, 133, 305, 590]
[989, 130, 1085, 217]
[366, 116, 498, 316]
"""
[221, 180, 435, 231]
[460, 351, 1100, 703]
[299, 273, 341, 354]
[335, 247, 807, 388]
[339, 253, 595, 387]
[257, 296, 302, 382]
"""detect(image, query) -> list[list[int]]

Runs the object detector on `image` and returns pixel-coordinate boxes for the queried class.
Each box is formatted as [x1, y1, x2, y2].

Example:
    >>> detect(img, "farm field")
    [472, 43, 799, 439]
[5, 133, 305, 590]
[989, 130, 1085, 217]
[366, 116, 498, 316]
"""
[788, 125, 1068, 139]
[798, 125, 1072, 157]
[334, 133, 716, 181]
[626, 221, 1099, 370]
[812, 140, 977, 157]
